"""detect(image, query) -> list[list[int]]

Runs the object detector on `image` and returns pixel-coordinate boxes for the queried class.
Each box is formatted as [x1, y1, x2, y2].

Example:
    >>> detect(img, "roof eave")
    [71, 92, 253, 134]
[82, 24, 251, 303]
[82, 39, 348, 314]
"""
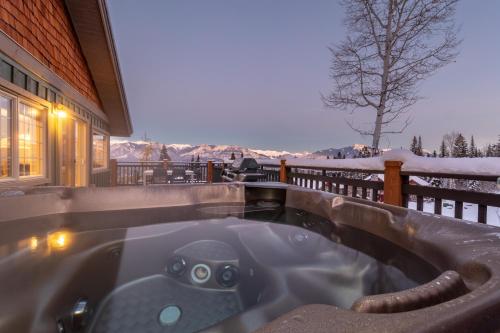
[65, 0, 133, 137]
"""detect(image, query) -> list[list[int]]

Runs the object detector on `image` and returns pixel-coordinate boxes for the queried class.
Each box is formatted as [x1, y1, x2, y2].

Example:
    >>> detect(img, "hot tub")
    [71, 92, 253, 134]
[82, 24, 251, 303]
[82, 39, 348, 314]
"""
[0, 183, 499, 333]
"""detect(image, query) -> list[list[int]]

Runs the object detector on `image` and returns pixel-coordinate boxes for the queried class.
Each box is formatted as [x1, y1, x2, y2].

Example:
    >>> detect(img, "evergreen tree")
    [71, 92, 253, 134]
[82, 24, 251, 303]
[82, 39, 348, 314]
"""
[230, 152, 236, 160]
[240, 152, 244, 158]
[191, 155, 194, 162]
[326, 155, 330, 159]
[452, 134, 468, 157]
[486, 144, 494, 157]
[337, 151, 342, 159]
[159, 144, 170, 161]
[410, 136, 418, 154]
[416, 136, 423, 156]
[439, 140, 448, 158]
[496, 135, 500, 157]
[469, 136, 477, 158]
[196, 155, 200, 162]
[468, 180, 480, 192]
[432, 150, 437, 158]
[342, 154, 346, 159]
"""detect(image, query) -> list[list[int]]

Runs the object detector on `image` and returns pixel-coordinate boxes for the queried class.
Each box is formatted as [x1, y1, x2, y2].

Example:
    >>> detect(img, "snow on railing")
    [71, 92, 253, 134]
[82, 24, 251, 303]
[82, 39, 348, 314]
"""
[258, 150, 500, 226]
[258, 149, 500, 177]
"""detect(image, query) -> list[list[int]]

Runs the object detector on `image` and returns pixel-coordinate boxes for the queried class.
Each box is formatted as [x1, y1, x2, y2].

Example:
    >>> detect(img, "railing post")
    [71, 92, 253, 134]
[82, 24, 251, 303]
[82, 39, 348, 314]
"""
[280, 159, 287, 183]
[110, 159, 117, 186]
[384, 160, 404, 206]
[321, 170, 326, 191]
[207, 160, 213, 183]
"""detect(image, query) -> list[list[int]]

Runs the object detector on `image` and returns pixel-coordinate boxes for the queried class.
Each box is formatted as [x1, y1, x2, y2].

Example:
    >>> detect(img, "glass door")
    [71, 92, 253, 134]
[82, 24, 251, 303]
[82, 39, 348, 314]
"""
[59, 117, 88, 187]
[74, 119, 87, 186]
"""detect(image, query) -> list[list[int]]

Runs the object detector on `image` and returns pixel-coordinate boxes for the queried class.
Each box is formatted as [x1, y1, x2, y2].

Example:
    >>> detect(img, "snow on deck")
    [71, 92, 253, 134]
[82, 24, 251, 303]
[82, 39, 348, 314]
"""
[407, 201, 500, 227]
[258, 149, 500, 176]
[292, 178, 500, 227]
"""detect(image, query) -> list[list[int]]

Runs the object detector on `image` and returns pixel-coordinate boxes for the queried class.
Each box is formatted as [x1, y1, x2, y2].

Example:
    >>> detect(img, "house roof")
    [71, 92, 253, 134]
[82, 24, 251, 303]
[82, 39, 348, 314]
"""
[65, 0, 132, 136]
[365, 174, 430, 186]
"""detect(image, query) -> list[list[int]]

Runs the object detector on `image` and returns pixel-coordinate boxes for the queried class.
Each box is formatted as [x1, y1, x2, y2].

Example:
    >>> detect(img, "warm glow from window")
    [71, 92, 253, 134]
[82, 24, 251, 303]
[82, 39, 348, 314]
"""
[0, 95, 12, 178]
[18, 103, 45, 177]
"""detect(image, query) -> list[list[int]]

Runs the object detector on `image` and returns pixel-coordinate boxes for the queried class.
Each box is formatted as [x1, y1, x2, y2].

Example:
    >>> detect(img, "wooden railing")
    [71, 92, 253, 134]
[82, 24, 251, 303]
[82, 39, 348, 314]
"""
[113, 160, 225, 185]
[260, 163, 385, 203]
[90, 170, 111, 187]
[401, 171, 499, 224]
[111, 158, 500, 224]
[260, 160, 500, 225]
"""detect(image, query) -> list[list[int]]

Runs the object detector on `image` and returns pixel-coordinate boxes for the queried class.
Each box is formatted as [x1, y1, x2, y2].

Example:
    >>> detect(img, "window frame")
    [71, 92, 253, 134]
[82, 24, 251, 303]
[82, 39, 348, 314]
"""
[0, 84, 51, 186]
[0, 90, 14, 181]
[17, 99, 48, 180]
[92, 131, 109, 172]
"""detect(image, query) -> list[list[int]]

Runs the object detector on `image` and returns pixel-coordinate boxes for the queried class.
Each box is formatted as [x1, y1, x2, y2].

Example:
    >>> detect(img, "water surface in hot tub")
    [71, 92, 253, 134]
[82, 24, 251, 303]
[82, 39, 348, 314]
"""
[0, 202, 439, 333]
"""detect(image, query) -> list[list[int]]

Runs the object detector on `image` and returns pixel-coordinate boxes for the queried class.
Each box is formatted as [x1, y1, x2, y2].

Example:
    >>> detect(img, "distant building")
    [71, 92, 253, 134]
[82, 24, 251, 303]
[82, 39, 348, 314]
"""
[365, 174, 429, 202]
[0, 1, 132, 187]
[365, 174, 430, 186]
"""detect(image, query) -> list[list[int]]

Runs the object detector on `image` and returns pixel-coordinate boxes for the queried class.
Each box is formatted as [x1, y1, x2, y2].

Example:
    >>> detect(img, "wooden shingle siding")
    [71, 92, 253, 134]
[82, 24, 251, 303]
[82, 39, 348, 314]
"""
[0, 0, 102, 108]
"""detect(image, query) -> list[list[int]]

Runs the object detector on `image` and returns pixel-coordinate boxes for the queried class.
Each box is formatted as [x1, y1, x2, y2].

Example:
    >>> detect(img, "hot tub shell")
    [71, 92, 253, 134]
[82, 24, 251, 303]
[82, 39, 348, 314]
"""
[0, 183, 500, 333]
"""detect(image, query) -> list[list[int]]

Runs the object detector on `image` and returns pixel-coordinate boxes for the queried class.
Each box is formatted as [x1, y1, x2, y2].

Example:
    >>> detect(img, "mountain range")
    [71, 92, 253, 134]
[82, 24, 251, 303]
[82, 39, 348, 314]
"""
[110, 140, 369, 162]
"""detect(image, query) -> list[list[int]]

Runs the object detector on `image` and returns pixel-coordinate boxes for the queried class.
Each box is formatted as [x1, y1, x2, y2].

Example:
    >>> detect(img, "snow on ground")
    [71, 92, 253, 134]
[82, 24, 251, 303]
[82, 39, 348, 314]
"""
[407, 201, 500, 227]
[259, 149, 500, 176]
[294, 178, 500, 227]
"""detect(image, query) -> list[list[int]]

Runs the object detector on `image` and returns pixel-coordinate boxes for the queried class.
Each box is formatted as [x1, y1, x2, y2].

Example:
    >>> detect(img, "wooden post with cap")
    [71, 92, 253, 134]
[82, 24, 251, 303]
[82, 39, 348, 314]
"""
[207, 160, 213, 183]
[279, 159, 287, 183]
[383, 160, 403, 206]
[110, 159, 117, 186]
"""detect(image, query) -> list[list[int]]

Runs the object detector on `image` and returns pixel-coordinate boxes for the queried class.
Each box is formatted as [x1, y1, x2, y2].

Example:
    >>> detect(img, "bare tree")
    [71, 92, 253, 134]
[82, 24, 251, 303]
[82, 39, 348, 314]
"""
[443, 131, 460, 157]
[323, 0, 461, 150]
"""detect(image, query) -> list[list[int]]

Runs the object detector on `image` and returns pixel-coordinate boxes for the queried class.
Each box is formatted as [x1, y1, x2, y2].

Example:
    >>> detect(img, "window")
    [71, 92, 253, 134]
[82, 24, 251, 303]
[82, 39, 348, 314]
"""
[18, 103, 45, 177]
[92, 133, 108, 169]
[0, 95, 12, 178]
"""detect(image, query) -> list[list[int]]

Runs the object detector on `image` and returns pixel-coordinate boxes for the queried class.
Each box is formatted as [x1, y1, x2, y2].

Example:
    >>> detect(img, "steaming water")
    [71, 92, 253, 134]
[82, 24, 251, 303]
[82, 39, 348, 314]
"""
[0, 203, 438, 333]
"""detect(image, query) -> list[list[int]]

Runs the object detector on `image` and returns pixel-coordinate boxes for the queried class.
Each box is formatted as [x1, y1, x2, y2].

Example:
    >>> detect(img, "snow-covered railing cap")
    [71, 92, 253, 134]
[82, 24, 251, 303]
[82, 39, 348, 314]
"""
[258, 149, 500, 178]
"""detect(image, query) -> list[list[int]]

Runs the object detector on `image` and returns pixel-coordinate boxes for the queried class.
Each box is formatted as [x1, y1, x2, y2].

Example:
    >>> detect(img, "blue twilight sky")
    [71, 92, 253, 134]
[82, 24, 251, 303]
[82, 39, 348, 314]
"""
[107, 0, 500, 152]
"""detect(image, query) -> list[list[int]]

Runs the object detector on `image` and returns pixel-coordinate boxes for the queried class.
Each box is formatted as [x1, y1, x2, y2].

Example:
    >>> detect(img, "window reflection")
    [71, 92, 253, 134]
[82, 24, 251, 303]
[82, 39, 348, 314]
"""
[93, 133, 107, 169]
[18, 103, 45, 177]
[0, 95, 12, 178]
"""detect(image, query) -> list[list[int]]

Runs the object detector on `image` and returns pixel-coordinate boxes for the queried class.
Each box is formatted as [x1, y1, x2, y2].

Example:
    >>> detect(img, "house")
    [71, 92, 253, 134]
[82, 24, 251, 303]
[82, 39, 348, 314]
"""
[0, 0, 132, 187]
[365, 174, 430, 202]
[365, 174, 430, 186]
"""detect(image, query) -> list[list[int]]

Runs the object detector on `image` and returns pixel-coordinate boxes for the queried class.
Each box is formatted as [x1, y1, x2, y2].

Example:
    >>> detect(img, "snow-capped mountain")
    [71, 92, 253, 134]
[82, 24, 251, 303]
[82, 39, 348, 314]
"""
[110, 140, 371, 162]
[310, 144, 369, 159]
[110, 140, 313, 162]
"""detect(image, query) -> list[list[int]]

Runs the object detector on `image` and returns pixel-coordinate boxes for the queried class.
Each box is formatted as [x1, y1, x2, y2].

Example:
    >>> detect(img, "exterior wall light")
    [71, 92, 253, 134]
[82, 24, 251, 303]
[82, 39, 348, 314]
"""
[53, 103, 67, 118]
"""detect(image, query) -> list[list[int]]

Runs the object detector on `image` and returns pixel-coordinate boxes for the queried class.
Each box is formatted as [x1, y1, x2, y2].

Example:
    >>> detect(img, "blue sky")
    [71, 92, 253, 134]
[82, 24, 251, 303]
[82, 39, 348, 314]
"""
[107, 0, 500, 152]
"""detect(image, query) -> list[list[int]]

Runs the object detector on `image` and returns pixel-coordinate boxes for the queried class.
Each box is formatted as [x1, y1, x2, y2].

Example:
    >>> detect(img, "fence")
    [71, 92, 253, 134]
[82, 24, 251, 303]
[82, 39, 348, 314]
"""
[260, 160, 500, 225]
[111, 158, 500, 224]
[112, 160, 224, 185]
